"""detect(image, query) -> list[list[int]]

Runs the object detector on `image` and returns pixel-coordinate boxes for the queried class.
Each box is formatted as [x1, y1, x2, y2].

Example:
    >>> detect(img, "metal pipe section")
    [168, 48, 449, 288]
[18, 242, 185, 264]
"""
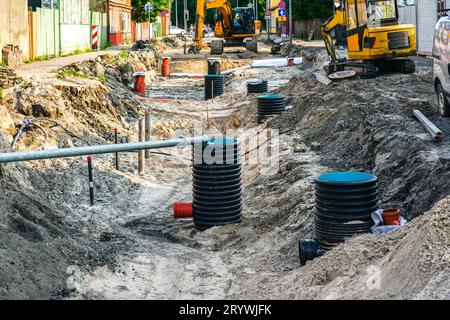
[413, 110, 444, 142]
[0, 136, 210, 164]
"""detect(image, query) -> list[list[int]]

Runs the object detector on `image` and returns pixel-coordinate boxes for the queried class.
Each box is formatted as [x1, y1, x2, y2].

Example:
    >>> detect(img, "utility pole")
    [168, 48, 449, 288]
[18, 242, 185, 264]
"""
[184, 0, 187, 31]
[266, 0, 271, 41]
[148, 6, 151, 40]
[289, 0, 292, 45]
[176, 0, 178, 27]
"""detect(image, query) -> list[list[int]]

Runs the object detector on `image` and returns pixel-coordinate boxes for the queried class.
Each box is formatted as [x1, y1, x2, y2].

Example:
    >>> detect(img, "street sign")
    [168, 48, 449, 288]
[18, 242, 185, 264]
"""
[278, 9, 286, 17]
[265, 10, 271, 16]
[278, 1, 286, 9]
[277, 17, 287, 22]
[144, 2, 154, 13]
[184, 9, 189, 20]
[264, 16, 271, 20]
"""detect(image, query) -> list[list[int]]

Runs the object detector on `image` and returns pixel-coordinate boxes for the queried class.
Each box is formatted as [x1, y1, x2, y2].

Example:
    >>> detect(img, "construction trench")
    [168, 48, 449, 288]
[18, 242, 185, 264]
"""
[0, 36, 449, 300]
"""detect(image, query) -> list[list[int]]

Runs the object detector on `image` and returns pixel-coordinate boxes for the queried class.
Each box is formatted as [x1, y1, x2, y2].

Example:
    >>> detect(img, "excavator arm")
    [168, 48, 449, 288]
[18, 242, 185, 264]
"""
[321, 1, 345, 63]
[192, 0, 233, 53]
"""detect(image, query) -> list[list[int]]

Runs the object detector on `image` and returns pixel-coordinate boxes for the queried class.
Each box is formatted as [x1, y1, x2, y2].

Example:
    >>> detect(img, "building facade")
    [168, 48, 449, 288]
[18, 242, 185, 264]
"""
[398, 0, 450, 55]
[108, 0, 133, 45]
[0, 0, 30, 61]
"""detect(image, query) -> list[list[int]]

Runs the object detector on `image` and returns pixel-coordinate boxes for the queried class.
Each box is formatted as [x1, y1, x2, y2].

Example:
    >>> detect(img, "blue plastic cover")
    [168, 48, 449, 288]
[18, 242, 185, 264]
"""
[206, 138, 239, 145]
[317, 172, 376, 183]
[257, 93, 285, 99]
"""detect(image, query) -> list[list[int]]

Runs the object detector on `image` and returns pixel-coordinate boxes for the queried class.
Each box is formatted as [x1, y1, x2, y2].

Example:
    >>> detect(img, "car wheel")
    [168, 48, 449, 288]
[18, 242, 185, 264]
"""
[436, 83, 450, 117]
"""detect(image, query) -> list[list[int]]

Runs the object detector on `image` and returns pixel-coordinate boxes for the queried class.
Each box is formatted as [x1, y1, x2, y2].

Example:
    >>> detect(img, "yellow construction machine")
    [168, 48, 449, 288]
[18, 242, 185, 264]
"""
[190, 0, 261, 55]
[321, 0, 417, 77]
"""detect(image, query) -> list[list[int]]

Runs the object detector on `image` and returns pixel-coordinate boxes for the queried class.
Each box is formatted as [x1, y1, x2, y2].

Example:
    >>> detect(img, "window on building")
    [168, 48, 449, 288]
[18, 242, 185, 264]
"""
[41, 0, 59, 9]
[90, 0, 106, 13]
[110, 10, 119, 33]
[438, 0, 445, 11]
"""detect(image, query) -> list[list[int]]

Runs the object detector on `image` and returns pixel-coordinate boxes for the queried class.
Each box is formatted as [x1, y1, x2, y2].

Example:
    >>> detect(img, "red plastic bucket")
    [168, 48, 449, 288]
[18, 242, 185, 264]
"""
[382, 208, 401, 226]
[173, 202, 193, 219]
[134, 72, 146, 96]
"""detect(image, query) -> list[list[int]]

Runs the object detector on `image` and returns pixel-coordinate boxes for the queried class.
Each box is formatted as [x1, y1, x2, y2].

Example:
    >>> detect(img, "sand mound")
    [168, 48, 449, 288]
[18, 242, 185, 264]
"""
[244, 196, 450, 299]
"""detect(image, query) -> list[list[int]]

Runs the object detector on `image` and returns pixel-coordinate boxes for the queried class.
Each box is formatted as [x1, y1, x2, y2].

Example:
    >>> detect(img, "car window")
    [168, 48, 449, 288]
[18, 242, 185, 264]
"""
[434, 20, 450, 60]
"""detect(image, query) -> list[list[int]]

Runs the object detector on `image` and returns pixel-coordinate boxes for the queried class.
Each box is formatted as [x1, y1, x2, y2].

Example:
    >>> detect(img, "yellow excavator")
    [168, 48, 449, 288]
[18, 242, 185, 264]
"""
[321, 0, 417, 77]
[190, 0, 261, 55]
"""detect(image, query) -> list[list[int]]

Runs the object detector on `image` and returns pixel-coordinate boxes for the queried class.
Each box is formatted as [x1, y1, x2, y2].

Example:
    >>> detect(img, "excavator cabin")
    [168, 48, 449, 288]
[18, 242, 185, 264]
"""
[322, 0, 417, 77]
[190, 0, 261, 55]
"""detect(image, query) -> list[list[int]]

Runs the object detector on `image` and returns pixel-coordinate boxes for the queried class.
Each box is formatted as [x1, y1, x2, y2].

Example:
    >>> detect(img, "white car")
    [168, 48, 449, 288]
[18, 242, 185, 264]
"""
[170, 26, 186, 36]
[433, 15, 450, 117]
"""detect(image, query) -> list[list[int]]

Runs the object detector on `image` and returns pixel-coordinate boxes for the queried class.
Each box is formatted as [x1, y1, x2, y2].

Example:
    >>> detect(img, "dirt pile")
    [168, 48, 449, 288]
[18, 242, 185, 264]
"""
[170, 59, 251, 74]
[4, 50, 160, 151]
[280, 43, 328, 69]
[267, 57, 450, 220]
[0, 133, 121, 299]
[209, 53, 450, 299]
[149, 36, 185, 53]
[0, 48, 161, 299]
[236, 195, 450, 299]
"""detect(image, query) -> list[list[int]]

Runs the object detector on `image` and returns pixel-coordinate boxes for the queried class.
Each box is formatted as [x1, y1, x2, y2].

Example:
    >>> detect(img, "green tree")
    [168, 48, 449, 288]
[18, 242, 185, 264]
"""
[132, 0, 171, 23]
[293, 0, 334, 21]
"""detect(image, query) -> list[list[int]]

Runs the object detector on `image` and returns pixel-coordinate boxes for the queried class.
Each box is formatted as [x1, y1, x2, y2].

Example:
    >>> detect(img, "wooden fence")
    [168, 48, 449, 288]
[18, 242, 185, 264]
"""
[28, 7, 107, 59]
[293, 18, 327, 40]
[28, 7, 60, 59]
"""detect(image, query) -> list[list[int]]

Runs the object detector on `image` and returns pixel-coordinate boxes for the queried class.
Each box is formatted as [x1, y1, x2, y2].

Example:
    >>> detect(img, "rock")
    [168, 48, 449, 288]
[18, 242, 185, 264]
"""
[93, 62, 105, 77]
[310, 142, 322, 151]
[0, 67, 22, 89]
[294, 144, 307, 153]
[0, 103, 15, 136]
[2, 45, 24, 70]
[335, 120, 346, 132]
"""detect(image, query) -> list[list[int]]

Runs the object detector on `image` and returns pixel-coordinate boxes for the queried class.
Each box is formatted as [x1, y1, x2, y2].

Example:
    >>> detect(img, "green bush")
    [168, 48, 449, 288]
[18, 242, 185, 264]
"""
[119, 50, 129, 59]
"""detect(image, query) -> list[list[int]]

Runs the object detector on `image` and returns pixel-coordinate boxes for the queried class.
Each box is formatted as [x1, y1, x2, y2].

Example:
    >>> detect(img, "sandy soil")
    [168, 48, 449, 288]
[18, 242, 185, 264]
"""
[0, 38, 449, 300]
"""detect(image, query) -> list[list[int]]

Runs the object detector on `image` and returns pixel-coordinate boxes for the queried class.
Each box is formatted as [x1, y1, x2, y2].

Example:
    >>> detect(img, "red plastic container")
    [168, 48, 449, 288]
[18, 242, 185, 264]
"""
[173, 202, 193, 219]
[161, 57, 171, 77]
[134, 72, 146, 96]
[382, 208, 401, 226]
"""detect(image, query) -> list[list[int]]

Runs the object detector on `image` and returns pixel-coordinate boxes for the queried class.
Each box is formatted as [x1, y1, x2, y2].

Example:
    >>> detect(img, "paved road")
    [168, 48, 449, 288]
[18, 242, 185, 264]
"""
[16, 49, 121, 79]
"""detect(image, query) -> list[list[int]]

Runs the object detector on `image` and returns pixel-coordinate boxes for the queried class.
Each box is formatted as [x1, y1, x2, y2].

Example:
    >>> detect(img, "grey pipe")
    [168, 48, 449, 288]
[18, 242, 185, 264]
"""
[0, 136, 209, 164]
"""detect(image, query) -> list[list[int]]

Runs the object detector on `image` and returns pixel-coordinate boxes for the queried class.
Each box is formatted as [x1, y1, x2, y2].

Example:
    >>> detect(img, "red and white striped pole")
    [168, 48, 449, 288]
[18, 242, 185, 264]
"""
[92, 25, 99, 51]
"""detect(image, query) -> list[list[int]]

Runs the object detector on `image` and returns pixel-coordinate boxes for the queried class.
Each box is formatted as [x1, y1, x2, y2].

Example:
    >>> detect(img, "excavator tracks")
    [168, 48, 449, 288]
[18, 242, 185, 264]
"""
[373, 58, 416, 74]
[329, 58, 416, 79]
[329, 61, 380, 79]
[245, 39, 258, 53]
[210, 40, 224, 55]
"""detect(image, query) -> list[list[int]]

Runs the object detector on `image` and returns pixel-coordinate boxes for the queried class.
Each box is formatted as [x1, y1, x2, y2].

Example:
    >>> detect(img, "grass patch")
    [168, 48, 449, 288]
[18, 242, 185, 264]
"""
[0, 88, 3, 100]
[111, 56, 120, 65]
[20, 81, 32, 88]
[24, 56, 51, 64]
[55, 69, 89, 79]
[101, 41, 112, 50]
[119, 50, 129, 59]
[61, 47, 93, 58]
[97, 76, 107, 84]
